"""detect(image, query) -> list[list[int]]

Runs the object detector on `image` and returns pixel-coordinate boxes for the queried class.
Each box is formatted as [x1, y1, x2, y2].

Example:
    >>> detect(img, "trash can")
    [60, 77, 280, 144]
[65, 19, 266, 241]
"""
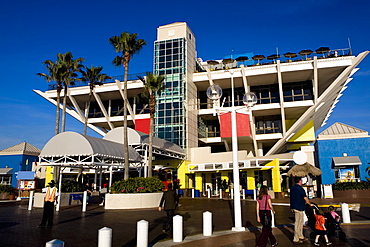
[195, 190, 200, 198]
[178, 189, 183, 197]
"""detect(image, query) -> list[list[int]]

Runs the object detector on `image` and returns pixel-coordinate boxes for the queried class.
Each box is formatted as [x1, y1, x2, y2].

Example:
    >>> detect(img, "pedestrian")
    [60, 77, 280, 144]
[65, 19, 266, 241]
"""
[158, 183, 179, 233]
[85, 182, 92, 204]
[313, 209, 332, 246]
[290, 177, 312, 244]
[38, 180, 59, 228]
[256, 185, 278, 247]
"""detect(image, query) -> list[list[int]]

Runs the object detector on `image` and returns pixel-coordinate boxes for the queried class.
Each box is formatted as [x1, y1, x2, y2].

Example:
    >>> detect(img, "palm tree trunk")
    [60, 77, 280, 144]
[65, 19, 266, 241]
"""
[123, 60, 130, 180]
[55, 89, 61, 135]
[84, 89, 93, 135]
[61, 86, 68, 133]
[148, 112, 154, 177]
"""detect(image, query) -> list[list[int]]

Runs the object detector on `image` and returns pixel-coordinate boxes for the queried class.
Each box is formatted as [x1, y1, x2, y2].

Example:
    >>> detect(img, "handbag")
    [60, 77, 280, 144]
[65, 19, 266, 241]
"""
[263, 195, 272, 226]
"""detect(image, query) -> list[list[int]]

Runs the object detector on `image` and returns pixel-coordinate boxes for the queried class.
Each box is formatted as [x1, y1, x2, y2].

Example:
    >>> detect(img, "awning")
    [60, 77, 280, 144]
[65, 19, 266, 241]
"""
[333, 156, 361, 166]
[0, 168, 13, 175]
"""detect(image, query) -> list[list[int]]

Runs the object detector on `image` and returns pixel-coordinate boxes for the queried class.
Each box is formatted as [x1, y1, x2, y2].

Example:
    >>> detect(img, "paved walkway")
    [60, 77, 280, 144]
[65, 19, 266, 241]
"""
[0, 196, 369, 247]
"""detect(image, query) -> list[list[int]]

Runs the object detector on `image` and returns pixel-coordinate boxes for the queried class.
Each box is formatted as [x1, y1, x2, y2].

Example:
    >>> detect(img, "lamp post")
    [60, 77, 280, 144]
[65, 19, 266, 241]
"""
[207, 72, 257, 231]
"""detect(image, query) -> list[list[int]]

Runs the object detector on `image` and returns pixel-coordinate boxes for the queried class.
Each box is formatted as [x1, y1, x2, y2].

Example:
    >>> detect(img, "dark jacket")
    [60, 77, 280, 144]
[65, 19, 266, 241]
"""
[159, 189, 178, 210]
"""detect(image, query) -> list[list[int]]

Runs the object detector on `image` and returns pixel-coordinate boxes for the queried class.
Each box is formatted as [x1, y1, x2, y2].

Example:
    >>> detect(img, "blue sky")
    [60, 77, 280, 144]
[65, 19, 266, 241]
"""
[0, 0, 369, 150]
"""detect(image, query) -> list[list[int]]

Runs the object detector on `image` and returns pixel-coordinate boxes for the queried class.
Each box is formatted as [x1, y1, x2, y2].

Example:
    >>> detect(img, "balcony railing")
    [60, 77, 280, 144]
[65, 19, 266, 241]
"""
[47, 72, 148, 91]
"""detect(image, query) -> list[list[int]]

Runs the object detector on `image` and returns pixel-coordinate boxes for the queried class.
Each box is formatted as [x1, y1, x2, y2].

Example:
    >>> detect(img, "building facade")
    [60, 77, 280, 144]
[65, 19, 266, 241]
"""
[35, 22, 369, 196]
[315, 122, 370, 185]
[0, 142, 41, 187]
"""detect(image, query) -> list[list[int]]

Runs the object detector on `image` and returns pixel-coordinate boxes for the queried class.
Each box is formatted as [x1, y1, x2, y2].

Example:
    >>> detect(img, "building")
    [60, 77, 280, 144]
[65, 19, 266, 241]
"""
[0, 142, 41, 187]
[35, 22, 369, 196]
[315, 122, 370, 185]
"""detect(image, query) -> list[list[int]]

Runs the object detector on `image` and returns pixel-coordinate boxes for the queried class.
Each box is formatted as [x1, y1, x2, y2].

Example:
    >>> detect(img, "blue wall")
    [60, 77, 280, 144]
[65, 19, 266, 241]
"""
[315, 137, 370, 184]
[0, 154, 38, 187]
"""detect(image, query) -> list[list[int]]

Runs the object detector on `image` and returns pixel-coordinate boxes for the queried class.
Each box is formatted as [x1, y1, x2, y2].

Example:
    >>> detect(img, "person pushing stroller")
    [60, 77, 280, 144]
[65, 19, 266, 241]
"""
[313, 208, 332, 246]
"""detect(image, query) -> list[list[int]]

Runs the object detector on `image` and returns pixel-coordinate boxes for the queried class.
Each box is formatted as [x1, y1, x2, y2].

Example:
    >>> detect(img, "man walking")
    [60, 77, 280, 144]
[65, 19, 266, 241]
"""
[290, 177, 312, 244]
[158, 183, 179, 233]
[38, 180, 59, 228]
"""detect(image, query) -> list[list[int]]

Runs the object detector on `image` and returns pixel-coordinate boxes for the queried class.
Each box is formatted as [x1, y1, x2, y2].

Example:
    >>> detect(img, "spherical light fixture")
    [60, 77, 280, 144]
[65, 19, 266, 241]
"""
[206, 84, 223, 100]
[243, 92, 258, 107]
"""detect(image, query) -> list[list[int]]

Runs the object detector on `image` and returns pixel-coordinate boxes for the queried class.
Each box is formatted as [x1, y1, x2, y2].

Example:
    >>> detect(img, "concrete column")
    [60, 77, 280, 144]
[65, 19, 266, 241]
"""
[82, 191, 87, 212]
[137, 220, 148, 247]
[98, 227, 112, 247]
[203, 211, 212, 236]
[173, 215, 183, 242]
[45, 239, 64, 247]
[341, 203, 351, 223]
[28, 190, 34, 210]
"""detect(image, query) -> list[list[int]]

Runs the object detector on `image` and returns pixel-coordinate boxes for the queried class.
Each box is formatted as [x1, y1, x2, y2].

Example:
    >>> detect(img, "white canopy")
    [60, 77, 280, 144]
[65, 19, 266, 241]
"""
[104, 127, 185, 159]
[39, 131, 142, 167]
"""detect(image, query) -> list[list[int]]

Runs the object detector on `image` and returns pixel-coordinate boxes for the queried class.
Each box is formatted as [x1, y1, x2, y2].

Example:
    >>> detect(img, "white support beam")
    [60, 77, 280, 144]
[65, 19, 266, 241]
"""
[115, 80, 136, 124]
[68, 91, 86, 121]
[33, 90, 106, 136]
[276, 60, 287, 136]
[92, 91, 114, 130]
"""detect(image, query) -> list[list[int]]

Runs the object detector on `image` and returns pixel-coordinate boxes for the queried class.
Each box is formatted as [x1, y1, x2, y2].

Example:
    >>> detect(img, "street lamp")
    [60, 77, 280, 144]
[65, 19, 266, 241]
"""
[207, 74, 257, 231]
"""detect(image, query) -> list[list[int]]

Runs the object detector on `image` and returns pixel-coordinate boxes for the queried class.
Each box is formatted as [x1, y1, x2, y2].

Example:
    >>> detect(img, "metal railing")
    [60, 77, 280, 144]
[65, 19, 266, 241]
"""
[47, 72, 148, 90]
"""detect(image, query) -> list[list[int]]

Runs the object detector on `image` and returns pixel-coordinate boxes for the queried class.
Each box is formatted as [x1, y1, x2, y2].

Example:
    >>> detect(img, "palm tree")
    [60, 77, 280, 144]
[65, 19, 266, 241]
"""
[80, 65, 112, 135]
[37, 61, 64, 135]
[57, 52, 84, 133]
[109, 32, 146, 180]
[138, 72, 165, 177]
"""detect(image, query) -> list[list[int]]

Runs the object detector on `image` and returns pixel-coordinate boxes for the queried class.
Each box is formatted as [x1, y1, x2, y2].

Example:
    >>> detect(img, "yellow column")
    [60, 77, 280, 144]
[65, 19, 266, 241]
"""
[247, 169, 255, 190]
[45, 166, 54, 187]
[271, 158, 281, 192]
[195, 173, 203, 192]
[177, 160, 190, 189]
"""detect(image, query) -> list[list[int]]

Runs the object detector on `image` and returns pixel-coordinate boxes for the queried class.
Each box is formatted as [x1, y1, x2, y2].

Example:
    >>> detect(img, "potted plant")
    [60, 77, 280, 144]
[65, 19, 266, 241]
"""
[0, 184, 17, 200]
[332, 181, 370, 198]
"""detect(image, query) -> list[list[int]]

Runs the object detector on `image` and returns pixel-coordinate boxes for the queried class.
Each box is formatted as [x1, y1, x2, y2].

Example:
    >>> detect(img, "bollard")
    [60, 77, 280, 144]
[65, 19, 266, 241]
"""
[82, 191, 87, 212]
[137, 220, 148, 247]
[253, 189, 257, 200]
[230, 189, 234, 199]
[192, 188, 195, 198]
[28, 190, 34, 211]
[271, 210, 275, 227]
[173, 215, 183, 242]
[98, 227, 112, 247]
[341, 203, 351, 223]
[207, 188, 211, 198]
[203, 211, 212, 236]
[242, 189, 245, 200]
[45, 239, 64, 247]
[219, 189, 222, 199]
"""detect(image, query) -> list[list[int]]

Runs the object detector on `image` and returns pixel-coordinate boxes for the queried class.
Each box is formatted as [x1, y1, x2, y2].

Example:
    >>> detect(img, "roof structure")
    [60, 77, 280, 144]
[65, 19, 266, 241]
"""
[104, 127, 185, 159]
[39, 132, 142, 167]
[317, 122, 369, 140]
[0, 142, 41, 156]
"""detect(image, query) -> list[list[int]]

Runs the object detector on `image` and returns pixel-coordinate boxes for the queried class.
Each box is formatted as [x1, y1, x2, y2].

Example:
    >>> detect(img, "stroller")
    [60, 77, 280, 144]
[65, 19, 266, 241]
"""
[324, 206, 346, 241]
[305, 203, 346, 242]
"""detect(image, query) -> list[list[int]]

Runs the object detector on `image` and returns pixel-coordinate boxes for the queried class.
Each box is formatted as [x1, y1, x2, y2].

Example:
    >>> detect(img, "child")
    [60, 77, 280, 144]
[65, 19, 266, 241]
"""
[328, 206, 341, 222]
[314, 209, 332, 246]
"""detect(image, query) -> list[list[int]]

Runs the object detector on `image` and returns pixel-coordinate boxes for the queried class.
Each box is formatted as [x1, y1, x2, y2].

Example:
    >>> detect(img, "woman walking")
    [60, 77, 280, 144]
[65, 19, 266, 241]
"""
[256, 185, 278, 247]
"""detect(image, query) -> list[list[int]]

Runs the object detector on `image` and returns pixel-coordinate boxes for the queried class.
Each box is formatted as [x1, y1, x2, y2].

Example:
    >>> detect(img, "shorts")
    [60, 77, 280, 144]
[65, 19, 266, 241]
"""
[315, 229, 327, 236]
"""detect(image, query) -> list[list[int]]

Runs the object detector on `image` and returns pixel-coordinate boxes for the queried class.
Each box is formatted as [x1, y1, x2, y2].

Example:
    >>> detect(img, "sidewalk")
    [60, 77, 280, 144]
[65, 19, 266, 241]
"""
[0, 197, 369, 247]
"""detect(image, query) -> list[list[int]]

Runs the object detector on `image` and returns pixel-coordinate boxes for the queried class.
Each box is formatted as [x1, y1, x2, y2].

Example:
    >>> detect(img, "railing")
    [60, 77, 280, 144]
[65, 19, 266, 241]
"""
[47, 72, 148, 90]
[195, 48, 353, 72]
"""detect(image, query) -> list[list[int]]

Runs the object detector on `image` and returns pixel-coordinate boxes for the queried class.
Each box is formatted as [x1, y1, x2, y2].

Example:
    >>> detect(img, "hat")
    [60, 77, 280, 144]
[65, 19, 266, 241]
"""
[48, 180, 56, 186]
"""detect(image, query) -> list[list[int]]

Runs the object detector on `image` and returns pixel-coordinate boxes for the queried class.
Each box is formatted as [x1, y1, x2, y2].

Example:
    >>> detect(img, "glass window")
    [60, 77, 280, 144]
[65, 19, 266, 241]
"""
[159, 43, 165, 49]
